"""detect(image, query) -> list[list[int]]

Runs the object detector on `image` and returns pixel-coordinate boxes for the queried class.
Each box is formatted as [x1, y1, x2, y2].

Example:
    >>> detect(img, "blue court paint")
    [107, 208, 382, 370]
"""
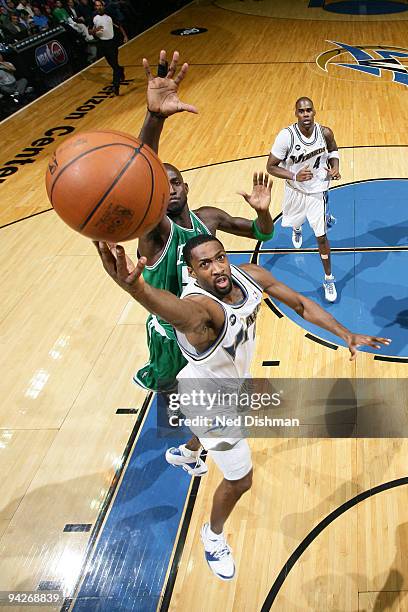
[259, 179, 408, 357]
[324, 1, 407, 14]
[73, 397, 191, 612]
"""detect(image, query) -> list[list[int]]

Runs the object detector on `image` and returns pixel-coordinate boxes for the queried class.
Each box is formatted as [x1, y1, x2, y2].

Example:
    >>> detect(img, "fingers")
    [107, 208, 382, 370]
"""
[142, 57, 152, 80]
[349, 346, 358, 361]
[96, 241, 117, 276]
[174, 61, 188, 86]
[167, 50, 179, 79]
[179, 101, 199, 114]
[115, 244, 128, 278]
[268, 177, 273, 192]
[237, 190, 250, 203]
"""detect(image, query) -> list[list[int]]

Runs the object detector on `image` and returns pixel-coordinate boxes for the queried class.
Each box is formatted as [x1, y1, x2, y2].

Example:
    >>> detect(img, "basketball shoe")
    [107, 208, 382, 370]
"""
[326, 213, 337, 231]
[323, 274, 337, 302]
[165, 444, 208, 477]
[201, 523, 235, 581]
[292, 227, 302, 248]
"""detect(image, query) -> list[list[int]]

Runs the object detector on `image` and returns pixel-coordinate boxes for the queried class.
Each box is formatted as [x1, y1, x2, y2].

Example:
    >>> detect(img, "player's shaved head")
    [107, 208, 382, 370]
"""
[295, 97, 314, 109]
[164, 162, 189, 215]
[164, 162, 183, 181]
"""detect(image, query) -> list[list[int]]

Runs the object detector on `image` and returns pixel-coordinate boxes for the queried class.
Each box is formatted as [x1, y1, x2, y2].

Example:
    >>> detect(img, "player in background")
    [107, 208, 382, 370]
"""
[267, 97, 340, 302]
[94, 235, 390, 580]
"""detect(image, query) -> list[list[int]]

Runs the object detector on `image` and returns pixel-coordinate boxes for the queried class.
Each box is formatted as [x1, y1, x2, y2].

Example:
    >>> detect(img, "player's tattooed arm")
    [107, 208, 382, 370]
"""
[240, 263, 391, 361]
[94, 242, 224, 348]
[322, 126, 341, 180]
[195, 172, 274, 238]
[138, 49, 198, 154]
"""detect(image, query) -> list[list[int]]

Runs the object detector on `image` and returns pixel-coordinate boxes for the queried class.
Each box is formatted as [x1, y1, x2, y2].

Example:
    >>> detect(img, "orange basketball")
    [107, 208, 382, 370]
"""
[45, 130, 169, 241]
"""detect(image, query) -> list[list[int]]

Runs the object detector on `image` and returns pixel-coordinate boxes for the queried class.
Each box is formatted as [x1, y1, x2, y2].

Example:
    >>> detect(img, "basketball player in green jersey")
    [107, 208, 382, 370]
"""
[133, 51, 274, 393]
[133, 51, 274, 473]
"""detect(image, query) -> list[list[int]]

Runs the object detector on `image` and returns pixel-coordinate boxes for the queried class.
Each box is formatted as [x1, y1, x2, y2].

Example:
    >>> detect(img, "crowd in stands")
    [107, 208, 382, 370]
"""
[0, 0, 189, 119]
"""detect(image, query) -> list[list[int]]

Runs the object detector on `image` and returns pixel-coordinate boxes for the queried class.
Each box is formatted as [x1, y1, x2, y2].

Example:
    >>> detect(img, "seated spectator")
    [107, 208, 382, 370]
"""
[3, 11, 26, 38]
[0, 6, 11, 27]
[32, 6, 49, 29]
[76, 0, 93, 27]
[43, 5, 57, 26]
[18, 9, 35, 33]
[16, 0, 33, 17]
[0, 52, 32, 98]
[52, 0, 69, 22]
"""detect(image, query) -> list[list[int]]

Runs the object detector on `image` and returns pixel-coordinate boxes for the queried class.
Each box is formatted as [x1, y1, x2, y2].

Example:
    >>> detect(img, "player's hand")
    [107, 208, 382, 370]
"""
[94, 242, 146, 297]
[237, 172, 272, 212]
[143, 49, 198, 117]
[328, 167, 341, 180]
[296, 165, 313, 182]
[345, 334, 391, 361]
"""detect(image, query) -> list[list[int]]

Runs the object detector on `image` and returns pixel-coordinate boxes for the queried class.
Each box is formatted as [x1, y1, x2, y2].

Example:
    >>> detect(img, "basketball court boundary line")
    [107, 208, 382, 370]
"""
[60, 391, 153, 612]
[260, 477, 408, 611]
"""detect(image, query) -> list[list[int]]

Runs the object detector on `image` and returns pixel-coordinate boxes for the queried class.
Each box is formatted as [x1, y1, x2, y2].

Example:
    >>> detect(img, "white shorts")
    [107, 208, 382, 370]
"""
[282, 185, 328, 237]
[200, 437, 252, 481]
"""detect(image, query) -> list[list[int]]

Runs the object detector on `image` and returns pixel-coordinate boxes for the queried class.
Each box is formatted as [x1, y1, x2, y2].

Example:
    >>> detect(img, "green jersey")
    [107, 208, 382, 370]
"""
[134, 211, 211, 391]
[142, 211, 211, 295]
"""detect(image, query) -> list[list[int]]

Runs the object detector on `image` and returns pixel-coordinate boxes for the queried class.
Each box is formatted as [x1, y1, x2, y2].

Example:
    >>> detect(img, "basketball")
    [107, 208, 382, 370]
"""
[45, 130, 170, 241]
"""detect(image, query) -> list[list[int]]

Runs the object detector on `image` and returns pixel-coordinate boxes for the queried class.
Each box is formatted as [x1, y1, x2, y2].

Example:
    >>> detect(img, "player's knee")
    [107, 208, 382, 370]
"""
[227, 469, 253, 496]
[316, 233, 327, 245]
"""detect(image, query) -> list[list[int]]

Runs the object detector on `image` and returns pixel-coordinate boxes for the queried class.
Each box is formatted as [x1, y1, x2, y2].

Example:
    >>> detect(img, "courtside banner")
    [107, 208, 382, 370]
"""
[156, 378, 408, 438]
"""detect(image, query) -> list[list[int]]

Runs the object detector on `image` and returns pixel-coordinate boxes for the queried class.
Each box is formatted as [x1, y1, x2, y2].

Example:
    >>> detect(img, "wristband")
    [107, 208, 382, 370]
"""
[252, 219, 274, 242]
[327, 151, 340, 160]
[147, 108, 167, 119]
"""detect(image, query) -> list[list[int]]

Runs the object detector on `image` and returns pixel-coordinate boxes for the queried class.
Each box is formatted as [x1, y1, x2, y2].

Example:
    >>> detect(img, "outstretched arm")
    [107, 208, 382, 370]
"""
[138, 49, 198, 153]
[195, 172, 274, 239]
[240, 263, 391, 360]
[94, 242, 224, 340]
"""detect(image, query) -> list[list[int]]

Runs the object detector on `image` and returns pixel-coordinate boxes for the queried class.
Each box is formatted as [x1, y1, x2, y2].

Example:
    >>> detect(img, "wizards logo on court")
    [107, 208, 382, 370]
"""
[316, 41, 408, 87]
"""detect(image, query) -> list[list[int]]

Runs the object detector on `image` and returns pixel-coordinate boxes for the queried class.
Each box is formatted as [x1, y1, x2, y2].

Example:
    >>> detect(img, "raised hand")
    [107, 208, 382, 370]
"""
[143, 49, 198, 117]
[346, 334, 391, 361]
[237, 172, 273, 212]
[94, 242, 146, 296]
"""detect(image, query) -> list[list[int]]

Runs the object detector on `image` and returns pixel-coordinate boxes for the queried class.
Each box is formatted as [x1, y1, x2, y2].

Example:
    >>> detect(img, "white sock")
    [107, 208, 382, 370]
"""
[180, 444, 199, 458]
[294, 227, 301, 232]
[325, 274, 334, 280]
[208, 524, 223, 539]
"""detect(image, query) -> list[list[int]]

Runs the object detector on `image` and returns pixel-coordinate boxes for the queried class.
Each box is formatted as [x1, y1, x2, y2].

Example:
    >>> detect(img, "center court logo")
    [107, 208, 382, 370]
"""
[316, 41, 408, 87]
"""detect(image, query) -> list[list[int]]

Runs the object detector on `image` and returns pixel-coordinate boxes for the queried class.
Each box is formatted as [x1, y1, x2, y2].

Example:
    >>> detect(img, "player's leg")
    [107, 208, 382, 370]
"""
[200, 439, 252, 580]
[134, 316, 208, 476]
[307, 193, 337, 302]
[281, 185, 307, 249]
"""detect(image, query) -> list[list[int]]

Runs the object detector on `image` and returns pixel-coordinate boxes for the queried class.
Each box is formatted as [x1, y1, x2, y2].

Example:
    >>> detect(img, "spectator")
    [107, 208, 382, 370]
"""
[32, 6, 48, 29]
[0, 52, 32, 98]
[76, 0, 93, 27]
[3, 11, 26, 38]
[16, 0, 33, 16]
[52, 0, 69, 22]
[43, 5, 57, 26]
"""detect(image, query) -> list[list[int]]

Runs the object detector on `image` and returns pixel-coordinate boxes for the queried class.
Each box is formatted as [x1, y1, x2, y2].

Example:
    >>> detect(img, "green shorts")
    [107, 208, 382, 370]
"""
[133, 315, 187, 392]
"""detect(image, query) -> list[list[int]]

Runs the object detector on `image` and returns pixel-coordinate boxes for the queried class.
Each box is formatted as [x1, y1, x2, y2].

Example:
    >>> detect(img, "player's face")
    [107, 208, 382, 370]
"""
[295, 100, 315, 129]
[190, 243, 233, 297]
[166, 167, 189, 216]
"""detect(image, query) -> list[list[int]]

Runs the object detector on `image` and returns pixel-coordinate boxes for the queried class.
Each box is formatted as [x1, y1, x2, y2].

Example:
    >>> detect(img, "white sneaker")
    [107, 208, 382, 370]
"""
[292, 228, 302, 248]
[326, 213, 337, 231]
[165, 445, 208, 477]
[323, 275, 337, 302]
[200, 523, 235, 581]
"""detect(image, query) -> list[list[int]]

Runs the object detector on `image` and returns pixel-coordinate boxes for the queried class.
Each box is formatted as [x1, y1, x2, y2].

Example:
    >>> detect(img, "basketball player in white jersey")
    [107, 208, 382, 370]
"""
[267, 97, 341, 302]
[95, 235, 390, 581]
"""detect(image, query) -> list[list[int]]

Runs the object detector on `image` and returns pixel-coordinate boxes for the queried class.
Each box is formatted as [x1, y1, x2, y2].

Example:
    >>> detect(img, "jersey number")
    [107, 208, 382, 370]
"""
[313, 156, 321, 169]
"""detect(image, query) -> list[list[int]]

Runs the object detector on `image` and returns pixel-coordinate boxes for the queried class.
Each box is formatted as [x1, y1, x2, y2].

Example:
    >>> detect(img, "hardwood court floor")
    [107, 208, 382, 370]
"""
[0, 1, 407, 610]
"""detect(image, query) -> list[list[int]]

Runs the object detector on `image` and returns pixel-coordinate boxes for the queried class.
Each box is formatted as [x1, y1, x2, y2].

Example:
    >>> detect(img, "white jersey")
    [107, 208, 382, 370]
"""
[175, 265, 263, 380]
[271, 122, 330, 194]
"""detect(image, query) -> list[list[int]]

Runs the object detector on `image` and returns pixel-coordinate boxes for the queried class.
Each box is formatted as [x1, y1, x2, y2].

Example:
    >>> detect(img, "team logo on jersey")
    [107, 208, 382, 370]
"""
[317, 41, 408, 88]
[229, 314, 236, 325]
